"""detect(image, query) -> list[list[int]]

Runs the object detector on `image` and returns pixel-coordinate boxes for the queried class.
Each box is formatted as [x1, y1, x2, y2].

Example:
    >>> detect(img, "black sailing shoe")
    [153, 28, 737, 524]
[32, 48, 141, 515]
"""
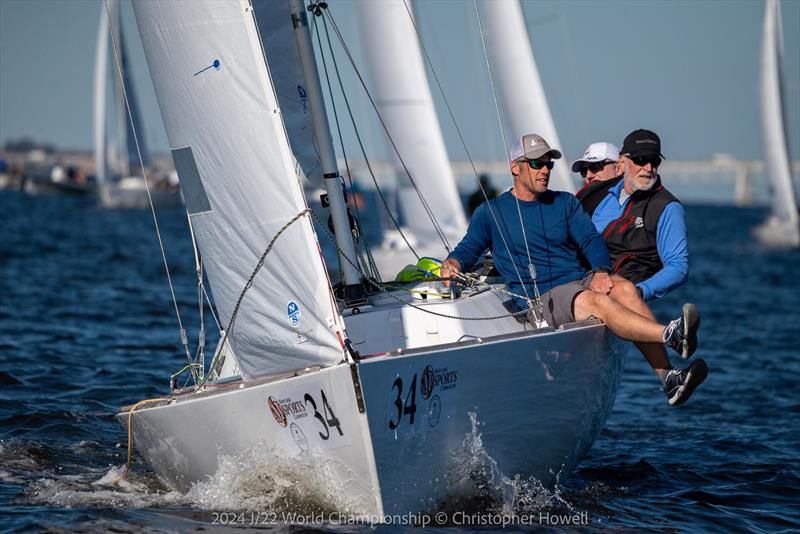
[663, 359, 708, 406]
[663, 303, 700, 359]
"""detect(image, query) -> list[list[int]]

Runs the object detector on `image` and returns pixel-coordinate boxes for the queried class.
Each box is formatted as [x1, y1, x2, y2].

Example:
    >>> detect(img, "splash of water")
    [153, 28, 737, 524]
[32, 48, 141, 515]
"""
[439, 412, 575, 519]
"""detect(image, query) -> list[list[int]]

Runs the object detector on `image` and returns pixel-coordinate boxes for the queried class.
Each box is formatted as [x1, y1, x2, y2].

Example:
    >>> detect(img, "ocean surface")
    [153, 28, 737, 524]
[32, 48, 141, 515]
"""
[1, 190, 798, 532]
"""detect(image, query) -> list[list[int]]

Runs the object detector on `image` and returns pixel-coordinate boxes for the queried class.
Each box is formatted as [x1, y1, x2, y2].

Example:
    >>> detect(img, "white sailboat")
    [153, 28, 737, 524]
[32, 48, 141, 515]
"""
[478, 0, 576, 194]
[754, 0, 799, 247]
[119, 0, 624, 517]
[93, 0, 180, 209]
[358, 0, 468, 278]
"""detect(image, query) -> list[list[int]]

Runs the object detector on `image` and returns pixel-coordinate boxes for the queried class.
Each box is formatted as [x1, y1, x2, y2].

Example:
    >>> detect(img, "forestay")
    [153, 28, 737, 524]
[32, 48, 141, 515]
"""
[760, 0, 798, 224]
[133, 0, 345, 380]
[478, 0, 575, 193]
[359, 0, 467, 244]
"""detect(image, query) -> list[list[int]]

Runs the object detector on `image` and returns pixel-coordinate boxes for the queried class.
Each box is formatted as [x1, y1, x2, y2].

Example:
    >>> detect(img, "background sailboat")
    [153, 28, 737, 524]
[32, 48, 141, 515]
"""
[478, 0, 576, 194]
[754, 0, 799, 247]
[93, 0, 180, 209]
[358, 0, 467, 278]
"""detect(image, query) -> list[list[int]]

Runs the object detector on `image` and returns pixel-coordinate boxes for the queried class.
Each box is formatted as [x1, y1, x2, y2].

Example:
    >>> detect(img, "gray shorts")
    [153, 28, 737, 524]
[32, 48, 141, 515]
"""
[534, 273, 593, 328]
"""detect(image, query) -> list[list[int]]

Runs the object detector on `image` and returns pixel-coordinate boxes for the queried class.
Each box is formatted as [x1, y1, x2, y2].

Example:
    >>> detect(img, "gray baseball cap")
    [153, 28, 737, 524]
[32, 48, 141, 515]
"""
[509, 133, 563, 161]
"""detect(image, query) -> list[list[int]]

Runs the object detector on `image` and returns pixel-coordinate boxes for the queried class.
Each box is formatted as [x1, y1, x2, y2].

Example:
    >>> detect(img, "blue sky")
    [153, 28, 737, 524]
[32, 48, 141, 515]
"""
[1, 0, 798, 163]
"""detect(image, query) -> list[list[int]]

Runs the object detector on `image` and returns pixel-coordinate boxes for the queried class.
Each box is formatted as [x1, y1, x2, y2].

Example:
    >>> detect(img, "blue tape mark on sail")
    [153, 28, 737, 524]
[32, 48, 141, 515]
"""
[297, 85, 309, 113]
[194, 58, 222, 77]
[287, 301, 301, 328]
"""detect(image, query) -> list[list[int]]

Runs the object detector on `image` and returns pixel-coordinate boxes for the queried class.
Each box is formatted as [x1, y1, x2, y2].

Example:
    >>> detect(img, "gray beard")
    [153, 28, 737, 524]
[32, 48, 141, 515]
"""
[633, 177, 657, 192]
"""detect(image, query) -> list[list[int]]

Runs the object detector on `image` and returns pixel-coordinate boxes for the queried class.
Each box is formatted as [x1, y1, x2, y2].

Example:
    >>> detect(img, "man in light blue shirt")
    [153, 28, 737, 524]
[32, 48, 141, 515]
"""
[577, 130, 688, 300]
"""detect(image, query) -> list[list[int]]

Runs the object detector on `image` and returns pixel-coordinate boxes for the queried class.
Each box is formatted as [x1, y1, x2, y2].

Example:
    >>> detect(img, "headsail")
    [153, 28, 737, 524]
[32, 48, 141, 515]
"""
[758, 0, 799, 243]
[359, 0, 467, 245]
[132, 0, 345, 379]
[478, 0, 575, 193]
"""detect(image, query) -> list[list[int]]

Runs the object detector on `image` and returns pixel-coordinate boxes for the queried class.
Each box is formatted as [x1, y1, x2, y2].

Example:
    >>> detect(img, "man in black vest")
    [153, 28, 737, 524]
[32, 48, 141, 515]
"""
[577, 129, 688, 302]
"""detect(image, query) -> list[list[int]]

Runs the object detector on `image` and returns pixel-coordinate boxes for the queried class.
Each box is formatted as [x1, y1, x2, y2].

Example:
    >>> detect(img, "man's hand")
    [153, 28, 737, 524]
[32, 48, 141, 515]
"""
[589, 271, 614, 295]
[440, 258, 462, 287]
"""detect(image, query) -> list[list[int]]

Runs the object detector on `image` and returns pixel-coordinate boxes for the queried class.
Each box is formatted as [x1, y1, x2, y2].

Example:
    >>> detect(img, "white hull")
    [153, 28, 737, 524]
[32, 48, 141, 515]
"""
[753, 213, 800, 248]
[118, 322, 624, 516]
[99, 178, 181, 210]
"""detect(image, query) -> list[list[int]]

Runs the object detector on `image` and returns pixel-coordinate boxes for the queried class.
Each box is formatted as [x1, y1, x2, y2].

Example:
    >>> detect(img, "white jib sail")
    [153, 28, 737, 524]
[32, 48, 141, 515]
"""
[132, 0, 345, 380]
[760, 0, 798, 225]
[93, 4, 109, 185]
[359, 0, 467, 244]
[478, 0, 575, 193]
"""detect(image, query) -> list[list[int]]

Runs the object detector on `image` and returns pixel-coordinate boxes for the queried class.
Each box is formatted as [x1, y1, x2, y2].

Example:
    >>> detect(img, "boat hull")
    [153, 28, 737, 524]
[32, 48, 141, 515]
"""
[117, 322, 624, 516]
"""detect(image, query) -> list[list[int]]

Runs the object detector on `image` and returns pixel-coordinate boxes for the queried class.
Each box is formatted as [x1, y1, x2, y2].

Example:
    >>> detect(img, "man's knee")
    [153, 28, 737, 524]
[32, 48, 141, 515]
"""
[574, 289, 608, 320]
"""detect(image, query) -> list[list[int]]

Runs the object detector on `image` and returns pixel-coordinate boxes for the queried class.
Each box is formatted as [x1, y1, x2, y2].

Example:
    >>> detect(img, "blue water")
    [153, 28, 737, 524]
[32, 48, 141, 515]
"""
[1, 191, 798, 532]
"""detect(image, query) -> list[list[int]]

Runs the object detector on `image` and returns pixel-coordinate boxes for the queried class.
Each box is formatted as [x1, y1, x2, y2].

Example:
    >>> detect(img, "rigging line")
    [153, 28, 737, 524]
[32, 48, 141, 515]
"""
[197, 209, 311, 390]
[311, 209, 530, 322]
[472, 0, 540, 311]
[322, 8, 452, 253]
[310, 11, 416, 260]
[311, 13, 381, 281]
[402, 0, 532, 304]
[102, 0, 197, 381]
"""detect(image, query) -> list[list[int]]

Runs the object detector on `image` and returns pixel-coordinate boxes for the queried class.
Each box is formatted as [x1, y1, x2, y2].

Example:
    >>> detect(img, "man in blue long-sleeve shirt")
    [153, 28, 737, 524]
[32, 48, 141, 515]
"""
[441, 133, 707, 406]
[579, 129, 688, 300]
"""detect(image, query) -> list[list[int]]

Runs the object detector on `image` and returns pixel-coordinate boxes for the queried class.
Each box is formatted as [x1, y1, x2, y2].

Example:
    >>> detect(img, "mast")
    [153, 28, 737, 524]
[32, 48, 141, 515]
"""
[289, 0, 364, 294]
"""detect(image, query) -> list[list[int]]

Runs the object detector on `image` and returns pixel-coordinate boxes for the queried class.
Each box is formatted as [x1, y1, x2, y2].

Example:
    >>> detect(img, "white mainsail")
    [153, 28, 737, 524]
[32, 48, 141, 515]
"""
[132, 0, 345, 379]
[756, 0, 799, 246]
[478, 0, 575, 193]
[359, 0, 467, 245]
[252, 0, 321, 186]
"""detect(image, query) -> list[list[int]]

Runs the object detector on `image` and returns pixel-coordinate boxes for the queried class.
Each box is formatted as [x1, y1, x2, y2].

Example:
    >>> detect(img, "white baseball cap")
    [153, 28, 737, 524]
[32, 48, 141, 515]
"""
[571, 142, 620, 172]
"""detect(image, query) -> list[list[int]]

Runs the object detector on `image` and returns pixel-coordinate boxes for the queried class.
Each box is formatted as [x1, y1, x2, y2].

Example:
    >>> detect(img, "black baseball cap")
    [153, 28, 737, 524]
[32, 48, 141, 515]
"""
[621, 129, 665, 158]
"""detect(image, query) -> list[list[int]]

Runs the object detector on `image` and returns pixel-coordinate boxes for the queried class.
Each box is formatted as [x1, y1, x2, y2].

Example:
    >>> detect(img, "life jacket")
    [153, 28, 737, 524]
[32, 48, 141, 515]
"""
[598, 177, 678, 283]
[576, 175, 622, 217]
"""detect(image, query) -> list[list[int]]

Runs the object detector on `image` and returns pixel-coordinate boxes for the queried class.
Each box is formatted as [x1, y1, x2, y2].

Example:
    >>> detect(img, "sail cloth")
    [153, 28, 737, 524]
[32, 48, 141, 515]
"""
[132, 0, 345, 380]
[478, 0, 575, 194]
[252, 0, 322, 186]
[94, 0, 150, 183]
[760, 0, 798, 224]
[358, 0, 467, 244]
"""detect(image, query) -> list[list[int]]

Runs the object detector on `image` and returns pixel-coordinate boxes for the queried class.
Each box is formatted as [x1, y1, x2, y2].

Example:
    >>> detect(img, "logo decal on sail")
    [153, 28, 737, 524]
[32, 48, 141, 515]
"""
[268, 396, 288, 427]
[193, 58, 221, 77]
[297, 85, 309, 113]
[287, 301, 301, 328]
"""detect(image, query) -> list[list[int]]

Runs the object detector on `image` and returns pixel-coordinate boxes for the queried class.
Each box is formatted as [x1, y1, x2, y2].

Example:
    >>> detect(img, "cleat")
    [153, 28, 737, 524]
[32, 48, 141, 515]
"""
[663, 359, 708, 406]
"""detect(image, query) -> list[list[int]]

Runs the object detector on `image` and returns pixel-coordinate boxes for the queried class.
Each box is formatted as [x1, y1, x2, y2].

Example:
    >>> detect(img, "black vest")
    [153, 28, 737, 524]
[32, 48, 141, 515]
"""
[580, 177, 678, 283]
[576, 176, 622, 216]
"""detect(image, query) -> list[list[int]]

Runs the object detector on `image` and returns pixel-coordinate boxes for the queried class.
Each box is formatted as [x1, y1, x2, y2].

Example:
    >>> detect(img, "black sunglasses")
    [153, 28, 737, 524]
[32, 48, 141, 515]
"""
[626, 155, 661, 168]
[525, 159, 554, 171]
[579, 160, 613, 177]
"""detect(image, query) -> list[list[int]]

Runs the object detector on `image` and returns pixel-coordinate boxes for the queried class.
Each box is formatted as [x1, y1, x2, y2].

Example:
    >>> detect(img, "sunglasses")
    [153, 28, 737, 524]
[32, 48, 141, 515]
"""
[525, 159, 554, 171]
[580, 160, 613, 177]
[626, 155, 662, 168]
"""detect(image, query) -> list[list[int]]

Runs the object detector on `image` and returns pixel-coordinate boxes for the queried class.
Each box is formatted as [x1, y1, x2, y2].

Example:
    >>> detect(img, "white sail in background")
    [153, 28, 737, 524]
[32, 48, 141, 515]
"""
[252, 0, 322, 186]
[756, 0, 799, 246]
[478, 0, 575, 193]
[93, 5, 109, 185]
[94, 0, 150, 183]
[133, 0, 345, 379]
[359, 0, 467, 244]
